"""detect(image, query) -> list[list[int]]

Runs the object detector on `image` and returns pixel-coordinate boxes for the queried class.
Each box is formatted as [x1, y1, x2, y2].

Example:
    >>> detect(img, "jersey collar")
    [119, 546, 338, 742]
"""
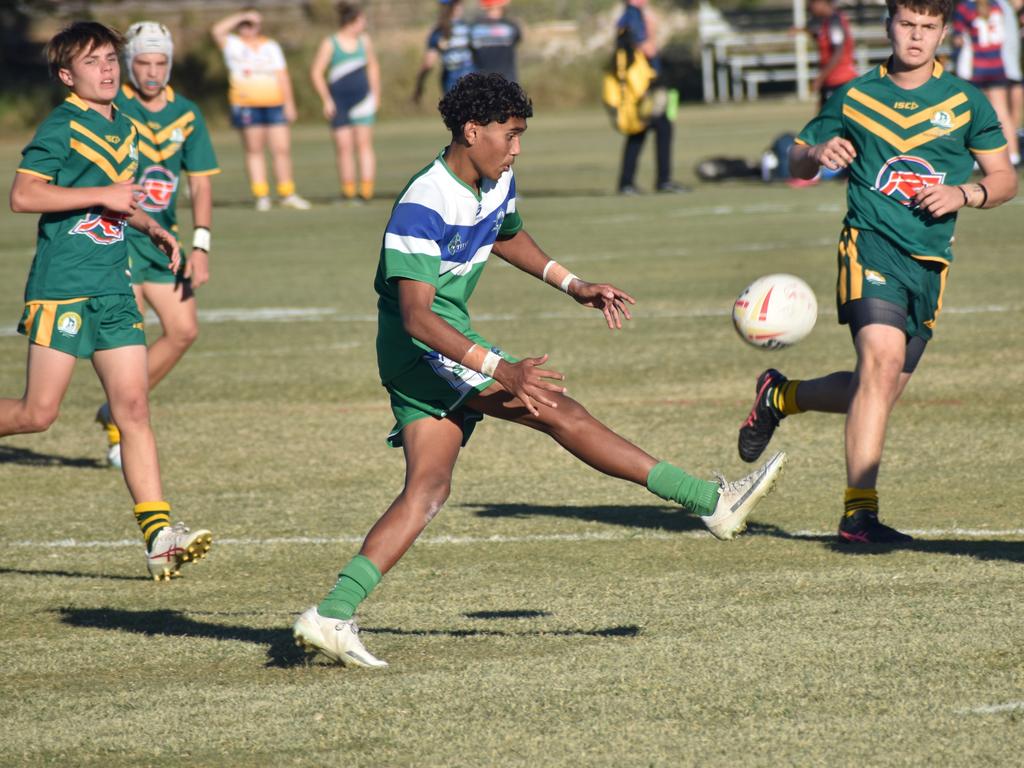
[438, 148, 483, 202]
[878, 58, 944, 80]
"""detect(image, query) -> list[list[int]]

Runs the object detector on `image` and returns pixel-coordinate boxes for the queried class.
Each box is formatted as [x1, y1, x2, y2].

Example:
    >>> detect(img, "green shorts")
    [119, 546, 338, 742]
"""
[18, 294, 145, 359]
[835, 226, 949, 341]
[128, 235, 182, 286]
[384, 333, 516, 448]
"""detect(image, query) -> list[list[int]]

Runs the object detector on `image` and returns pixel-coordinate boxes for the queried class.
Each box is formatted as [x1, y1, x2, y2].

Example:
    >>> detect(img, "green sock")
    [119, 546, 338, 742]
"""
[646, 461, 720, 517]
[318, 554, 382, 620]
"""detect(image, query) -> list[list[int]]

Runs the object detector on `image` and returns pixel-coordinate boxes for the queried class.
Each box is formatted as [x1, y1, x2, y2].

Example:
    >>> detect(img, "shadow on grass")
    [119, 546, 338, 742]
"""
[57, 608, 640, 669]
[468, 502, 705, 532]
[0, 567, 146, 582]
[748, 522, 1024, 563]
[0, 445, 105, 469]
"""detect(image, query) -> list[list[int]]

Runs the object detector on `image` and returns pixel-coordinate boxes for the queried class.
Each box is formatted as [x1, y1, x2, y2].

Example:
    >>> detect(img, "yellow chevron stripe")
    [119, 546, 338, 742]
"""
[843, 105, 972, 153]
[70, 139, 133, 182]
[126, 115, 158, 143]
[155, 112, 195, 144]
[847, 88, 968, 129]
[70, 120, 136, 163]
[137, 140, 163, 163]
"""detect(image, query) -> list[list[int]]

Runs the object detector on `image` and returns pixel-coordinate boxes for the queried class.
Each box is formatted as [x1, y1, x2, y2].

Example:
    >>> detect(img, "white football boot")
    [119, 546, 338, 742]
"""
[254, 196, 272, 212]
[293, 607, 388, 668]
[703, 451, 787, 540]
[147, 522, 213, 581]
[279, 193, 312, 210]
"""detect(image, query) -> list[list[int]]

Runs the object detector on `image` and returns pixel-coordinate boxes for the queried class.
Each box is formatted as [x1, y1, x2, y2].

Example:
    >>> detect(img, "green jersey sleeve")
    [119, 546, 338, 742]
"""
[797, 85, 849, 146]
[19, 115, 70, 181]
[966, 89, 1006, 154]
[182, 106, 219, 175]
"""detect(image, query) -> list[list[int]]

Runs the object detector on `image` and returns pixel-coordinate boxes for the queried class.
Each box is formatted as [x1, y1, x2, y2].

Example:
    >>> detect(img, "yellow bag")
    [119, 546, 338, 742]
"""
[602, 47, 655, 135]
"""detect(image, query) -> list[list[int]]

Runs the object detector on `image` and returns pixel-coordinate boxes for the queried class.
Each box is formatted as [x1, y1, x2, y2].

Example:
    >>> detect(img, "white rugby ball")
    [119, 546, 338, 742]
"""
[732, 273, 818, 349]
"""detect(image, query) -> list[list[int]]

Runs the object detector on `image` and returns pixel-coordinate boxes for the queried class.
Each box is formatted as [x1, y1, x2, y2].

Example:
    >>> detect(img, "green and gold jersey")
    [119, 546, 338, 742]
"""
[17, 94, 139, 300]
[797, 61, 1006, 262]
[115, 85, 219, 248]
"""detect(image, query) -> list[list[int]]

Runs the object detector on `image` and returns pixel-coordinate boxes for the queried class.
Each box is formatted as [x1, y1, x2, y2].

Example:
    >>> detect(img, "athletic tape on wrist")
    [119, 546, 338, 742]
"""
[560, 273, 578, 293]
[481, 350, 501, 377]
[192, 227, 211, 252]
[542, 260, 578, 293]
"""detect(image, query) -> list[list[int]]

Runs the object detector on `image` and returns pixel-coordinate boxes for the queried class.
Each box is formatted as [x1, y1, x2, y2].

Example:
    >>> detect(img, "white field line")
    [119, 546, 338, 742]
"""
[5, 303, 1019, 338]
[957, 701, 1024, 715]
[6, 527, 1024, 551]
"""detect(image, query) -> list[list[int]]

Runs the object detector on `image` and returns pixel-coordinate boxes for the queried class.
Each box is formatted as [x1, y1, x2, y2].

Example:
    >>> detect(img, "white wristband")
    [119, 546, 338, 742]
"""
[481, 350, 501, 377]
[192, 227, 211, 252]
[560, 273, 578, 293]
[542, 259, 555, 283]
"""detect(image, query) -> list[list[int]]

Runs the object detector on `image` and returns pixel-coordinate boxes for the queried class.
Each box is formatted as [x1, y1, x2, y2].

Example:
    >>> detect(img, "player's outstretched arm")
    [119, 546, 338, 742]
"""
[397, 278, 565, 416]
[789, 137, 856, 179]
[10, 174, 141, 215]
[186, 174, 213, 288]
[912, 149, 1018, 218]
[493, 230, 636, 330]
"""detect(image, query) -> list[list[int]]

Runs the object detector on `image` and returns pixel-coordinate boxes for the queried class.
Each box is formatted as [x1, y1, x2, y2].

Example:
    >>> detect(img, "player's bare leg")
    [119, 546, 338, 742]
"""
[333, 126, 356, 198]
[0, 344, 76, 436]
[92, 345, 162, 502]
[354, 124, 375, 199]
[468, 386, 656, 484]
[135, 282, 198, 390]
[241, 124, 270, 208]
[359, 413, 464, 574]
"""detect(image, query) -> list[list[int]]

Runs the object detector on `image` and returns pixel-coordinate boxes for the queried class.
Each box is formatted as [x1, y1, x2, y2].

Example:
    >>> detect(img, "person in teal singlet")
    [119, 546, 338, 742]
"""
[95, 21, 221, 469]
[736, 0, 1018, 544]
[2, 22, 213, 580]
[310, 1, 380, 202]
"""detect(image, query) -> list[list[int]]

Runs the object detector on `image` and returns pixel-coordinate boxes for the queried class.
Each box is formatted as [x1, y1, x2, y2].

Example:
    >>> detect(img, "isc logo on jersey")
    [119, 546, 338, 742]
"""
[69, 212, 126, 245]
[875, 155, 946, 205]
[139, 165, 178, 213]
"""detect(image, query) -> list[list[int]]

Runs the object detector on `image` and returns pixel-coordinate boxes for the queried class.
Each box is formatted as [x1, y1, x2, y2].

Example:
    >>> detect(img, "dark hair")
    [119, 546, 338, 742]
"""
[46, 21, 124, 79]
[336, 1, 364, 27]
[885, 0, 954, 22]
[438, 72, 533, 136]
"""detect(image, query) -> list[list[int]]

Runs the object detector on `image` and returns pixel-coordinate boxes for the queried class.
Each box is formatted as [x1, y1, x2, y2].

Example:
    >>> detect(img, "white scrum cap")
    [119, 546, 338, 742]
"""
[125, 21, 174, 88]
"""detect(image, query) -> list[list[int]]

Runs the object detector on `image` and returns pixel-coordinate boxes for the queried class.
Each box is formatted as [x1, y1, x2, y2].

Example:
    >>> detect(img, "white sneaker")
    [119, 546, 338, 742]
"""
[254, 196, 272, 212]
[107, 442, 122, 470]
[279, 193, 312, 210]
[293, 606, 388, 668]
[147, 522, 213, 581]
[703, 451, 787, 540]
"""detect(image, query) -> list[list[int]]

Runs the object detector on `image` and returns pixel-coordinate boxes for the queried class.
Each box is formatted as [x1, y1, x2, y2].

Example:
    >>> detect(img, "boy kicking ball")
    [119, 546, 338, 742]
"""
[293, 73, 786, 668]
[3, 21, 213, 580]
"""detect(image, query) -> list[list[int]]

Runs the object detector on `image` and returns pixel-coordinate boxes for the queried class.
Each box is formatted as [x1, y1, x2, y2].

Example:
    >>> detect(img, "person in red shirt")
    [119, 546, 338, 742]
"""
[809, 0, 860, 107]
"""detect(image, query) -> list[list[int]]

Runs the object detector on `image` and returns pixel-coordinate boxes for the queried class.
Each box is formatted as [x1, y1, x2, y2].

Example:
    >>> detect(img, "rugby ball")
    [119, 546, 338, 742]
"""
[732, 273, 818, 349]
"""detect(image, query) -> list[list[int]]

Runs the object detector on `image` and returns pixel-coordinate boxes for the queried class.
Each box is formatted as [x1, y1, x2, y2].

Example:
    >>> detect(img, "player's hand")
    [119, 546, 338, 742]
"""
[284, 102, 297, 123]
[103, 182, 145, 215]
[569, 281, 636, 330]
[322, 100, 336, 120]
[185, 248, 210, 288]
[149, 225, 181, 273]
[912, 184, 965, 218]
[810, 137, 856, 171]
[493, 354, 566, 417]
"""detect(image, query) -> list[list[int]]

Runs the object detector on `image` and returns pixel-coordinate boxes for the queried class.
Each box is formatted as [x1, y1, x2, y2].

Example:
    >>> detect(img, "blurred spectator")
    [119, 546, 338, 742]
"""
[615, 0, 686, 195]
[311, 1, 380, 202]
[953, 0, 1020, 164]
[999, 0, 1022, 164]
[413, 0, 474, 103]
[807, 0, 859, 107]
[470, 0, 522, 83]
[211, 9, 310, 210]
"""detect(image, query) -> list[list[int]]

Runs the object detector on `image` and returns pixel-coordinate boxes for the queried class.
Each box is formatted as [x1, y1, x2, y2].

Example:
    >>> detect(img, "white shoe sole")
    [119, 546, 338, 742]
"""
[705, 451, 787, 540]
[293, 609, 387, 668]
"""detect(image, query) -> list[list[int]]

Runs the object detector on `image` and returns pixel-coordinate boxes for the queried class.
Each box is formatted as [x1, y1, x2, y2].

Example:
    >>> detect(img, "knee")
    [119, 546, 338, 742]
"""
[21, 403, 59, 433]
[538, 395, 591, 435]
[110, 396, 150, 430]
[168, 322, 199, 349]
[407, 477, 451, 523]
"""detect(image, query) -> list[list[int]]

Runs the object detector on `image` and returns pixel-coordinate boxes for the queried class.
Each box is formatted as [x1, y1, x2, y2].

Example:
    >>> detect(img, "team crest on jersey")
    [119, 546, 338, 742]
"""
[865, 270, 887, 286]
[170, 128, 185, 143]
[447, 232, 468, 257]
[491, 210, 505, 234]
[69, 213, 126, 245]
[930, 111, 953, 130]
[139, 164, 178, 212]
[57, 311, 82, 337]
[875, 155, 946, 205]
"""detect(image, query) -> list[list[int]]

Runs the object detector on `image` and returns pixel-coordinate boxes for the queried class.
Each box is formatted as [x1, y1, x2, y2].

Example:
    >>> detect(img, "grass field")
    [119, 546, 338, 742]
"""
[1, 100, 1023, 767]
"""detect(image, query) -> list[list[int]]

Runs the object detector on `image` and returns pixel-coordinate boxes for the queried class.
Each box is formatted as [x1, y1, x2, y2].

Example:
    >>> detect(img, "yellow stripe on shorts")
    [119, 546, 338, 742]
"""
[847, 228, 863, 301]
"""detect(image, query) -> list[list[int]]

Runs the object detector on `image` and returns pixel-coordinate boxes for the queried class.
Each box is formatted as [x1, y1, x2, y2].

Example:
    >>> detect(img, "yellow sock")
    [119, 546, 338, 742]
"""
[342, 181, 357, 199]
[843, 487, 878, 518]
[251, 181, 270, 199]
[772, 380, 804, 415]
[276, 180, 296, 198]
[135, 501, 171, 550]
[359, 179, 375, 201]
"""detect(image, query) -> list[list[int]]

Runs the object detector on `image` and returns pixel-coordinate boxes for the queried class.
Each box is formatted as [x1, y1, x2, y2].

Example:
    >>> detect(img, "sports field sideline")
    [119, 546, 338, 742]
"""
[1, 100, 1022, 766]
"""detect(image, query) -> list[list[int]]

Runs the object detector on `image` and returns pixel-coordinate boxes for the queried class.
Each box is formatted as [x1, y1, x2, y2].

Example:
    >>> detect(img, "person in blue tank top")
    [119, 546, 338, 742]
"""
[413, 0, 474, 103]
[311, 1, 380, 202]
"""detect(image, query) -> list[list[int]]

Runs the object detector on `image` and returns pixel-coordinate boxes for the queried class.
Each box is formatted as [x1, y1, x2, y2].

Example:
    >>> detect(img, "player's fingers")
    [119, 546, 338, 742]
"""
[525, 353, 549, 368]
[528, 388, 559, 410]
[536, 367, 565, 381]
[519, 391, 541, 417]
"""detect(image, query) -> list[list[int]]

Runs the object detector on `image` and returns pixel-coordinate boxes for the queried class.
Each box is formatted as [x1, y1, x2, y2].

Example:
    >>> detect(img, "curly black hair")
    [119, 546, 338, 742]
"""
[438, 73, 533, 137]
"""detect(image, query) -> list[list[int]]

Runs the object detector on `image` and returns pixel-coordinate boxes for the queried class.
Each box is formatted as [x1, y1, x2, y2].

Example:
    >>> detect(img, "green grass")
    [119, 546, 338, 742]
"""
[1, 101, 1023, 767]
